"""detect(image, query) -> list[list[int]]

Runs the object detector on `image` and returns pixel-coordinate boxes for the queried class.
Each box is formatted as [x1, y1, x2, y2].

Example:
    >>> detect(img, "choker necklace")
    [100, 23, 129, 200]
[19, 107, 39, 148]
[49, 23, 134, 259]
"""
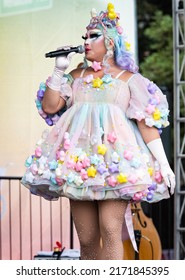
[91, 61, 102, 72]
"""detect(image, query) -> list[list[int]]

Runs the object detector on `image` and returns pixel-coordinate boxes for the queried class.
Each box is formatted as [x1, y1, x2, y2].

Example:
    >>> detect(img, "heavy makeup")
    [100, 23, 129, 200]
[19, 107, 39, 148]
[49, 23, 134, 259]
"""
[82, 29, 107, 63]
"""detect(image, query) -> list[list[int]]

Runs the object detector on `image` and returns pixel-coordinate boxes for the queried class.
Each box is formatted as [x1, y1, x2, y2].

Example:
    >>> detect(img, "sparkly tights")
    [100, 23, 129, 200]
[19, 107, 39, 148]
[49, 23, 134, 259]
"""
[70, 199, 128, 260]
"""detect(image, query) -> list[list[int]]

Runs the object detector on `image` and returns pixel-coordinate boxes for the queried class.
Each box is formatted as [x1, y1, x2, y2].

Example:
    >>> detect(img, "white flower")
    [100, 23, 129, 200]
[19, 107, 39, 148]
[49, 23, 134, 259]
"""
[25, 172, 35, 183]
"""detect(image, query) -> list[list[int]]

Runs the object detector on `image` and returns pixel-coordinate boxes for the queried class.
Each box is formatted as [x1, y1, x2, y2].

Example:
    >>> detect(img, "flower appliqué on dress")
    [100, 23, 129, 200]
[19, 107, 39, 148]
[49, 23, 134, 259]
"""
[83, 74, 113, 90]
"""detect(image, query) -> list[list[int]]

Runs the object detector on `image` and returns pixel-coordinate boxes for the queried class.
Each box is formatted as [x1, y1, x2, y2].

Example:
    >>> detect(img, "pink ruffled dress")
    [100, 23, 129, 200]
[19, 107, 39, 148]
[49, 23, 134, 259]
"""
[21, 70, 170, 203]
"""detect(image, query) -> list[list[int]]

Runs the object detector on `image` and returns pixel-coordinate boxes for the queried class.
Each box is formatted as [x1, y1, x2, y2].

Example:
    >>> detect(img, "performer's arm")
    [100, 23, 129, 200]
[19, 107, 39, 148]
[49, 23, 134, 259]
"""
[137, 119, 175, 195]
[42, 49, 75, 114]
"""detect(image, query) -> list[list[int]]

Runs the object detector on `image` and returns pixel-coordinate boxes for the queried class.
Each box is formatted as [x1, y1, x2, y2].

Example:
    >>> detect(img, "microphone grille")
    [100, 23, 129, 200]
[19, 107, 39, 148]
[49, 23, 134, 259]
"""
[78, 45, 85, 54]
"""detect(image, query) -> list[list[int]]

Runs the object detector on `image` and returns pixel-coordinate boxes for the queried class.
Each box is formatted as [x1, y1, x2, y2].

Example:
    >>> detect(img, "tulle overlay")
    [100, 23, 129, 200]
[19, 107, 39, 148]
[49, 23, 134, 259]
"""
[21, 73, 170, 202]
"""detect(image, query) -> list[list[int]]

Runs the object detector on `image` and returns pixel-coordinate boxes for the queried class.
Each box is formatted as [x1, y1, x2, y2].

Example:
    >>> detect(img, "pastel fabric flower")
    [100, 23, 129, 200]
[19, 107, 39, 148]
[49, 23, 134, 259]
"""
[97, 144, 107, 155]
[147, 82, 158, 94]
[107, 131, 117, 143]
[87, 166, 97, 177]
[92, 77, 103, 88]
[35, 147, 42, 157]
[107, 176, 117, 187]
[80, 169, 88, 180]
[91, 61, 102, 72]
[125, 42, 131, 51]
[102, 74, 113, 84]
[117, 173, 128, 184]
[63, 139, 71, 150]
[84, 74, 93, 83]
[25, 156, 33, 167]
[90, 154, 100, 165]
[126, 73, 169, 131]
[124, 150, 134, 161]
[97, 163, 108, 175]
[49, 160, 58, 170]
[108, 163, 119, 173]
[35, 74, 72, 126]
[111, 152, 120, 163]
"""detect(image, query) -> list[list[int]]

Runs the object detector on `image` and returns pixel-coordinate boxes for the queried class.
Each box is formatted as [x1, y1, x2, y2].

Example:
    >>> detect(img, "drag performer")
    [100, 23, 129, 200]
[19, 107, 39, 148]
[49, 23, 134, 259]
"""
[22, 3, 175, 259]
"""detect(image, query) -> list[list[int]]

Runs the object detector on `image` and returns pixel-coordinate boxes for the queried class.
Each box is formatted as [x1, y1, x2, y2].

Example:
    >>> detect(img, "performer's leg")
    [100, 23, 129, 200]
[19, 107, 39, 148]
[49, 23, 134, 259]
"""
[98, 200, 128, 260]
[70, 200, 101, 260]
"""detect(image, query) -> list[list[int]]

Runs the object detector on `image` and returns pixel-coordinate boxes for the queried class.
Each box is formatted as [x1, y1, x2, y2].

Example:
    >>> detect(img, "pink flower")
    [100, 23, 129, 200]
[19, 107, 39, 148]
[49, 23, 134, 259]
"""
[117, 26, 123, 34]
[35, 147, 42, 157]
[133, 192, 144, 201]
[82, 157, 90, 168]
[30, 163, 38, 175]
[92, 61, 102, 72]
[107, 131, 117, 143]
[75, 161, 83, 172]
[107, 176, 117, 187]
[63, 139, 70, 150]
[56, 177, 64, 186]
[123, 150, 133, 160]
[56, 150, 65, 161]
[128, 174, 138, 184]
[66, 159, 76, 169]
[80, 169, 88, 180]
[155, 171, 162, 183]
[145, 104, 156, 114]
[38, 109, 47, 118]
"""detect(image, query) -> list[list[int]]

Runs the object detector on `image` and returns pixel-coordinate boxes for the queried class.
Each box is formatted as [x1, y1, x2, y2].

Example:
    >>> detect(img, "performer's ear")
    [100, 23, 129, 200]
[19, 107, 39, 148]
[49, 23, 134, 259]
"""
[109, 39, 115, 49]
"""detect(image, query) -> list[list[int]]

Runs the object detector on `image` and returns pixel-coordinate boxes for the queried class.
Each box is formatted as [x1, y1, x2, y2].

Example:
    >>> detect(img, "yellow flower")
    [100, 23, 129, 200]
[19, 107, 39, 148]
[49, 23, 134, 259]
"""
[153, 108, 161, 120]
[108, 11, 117, 20]
[148, 167, 153, 176]
[87, 166, 97, 177]
[107, 3, 114, 11]
[97, 144, 107, 155]
[117, 173, 128, 183]
[71, 155, 78, 162]
[125, 42, 131, 51]
[92, 77, 103, 88]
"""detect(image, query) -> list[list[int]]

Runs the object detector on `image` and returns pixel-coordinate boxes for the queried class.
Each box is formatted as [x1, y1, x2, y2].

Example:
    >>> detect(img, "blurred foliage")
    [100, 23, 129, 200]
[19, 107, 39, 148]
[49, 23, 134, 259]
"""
[136, 1, 173, 91]
[139, 11, 173, 92]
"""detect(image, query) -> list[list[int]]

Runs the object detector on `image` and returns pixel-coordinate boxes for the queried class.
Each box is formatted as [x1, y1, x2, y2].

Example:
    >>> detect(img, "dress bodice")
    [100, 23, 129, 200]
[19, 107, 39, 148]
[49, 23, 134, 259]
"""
[72, 73, 131, 113]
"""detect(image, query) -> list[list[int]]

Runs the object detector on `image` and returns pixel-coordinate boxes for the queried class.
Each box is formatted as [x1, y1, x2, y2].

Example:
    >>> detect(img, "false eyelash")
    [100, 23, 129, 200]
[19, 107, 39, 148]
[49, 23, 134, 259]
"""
[90, 34, 101, 39]
[82, 34, 102, 41]
[82, 35, 87, 40]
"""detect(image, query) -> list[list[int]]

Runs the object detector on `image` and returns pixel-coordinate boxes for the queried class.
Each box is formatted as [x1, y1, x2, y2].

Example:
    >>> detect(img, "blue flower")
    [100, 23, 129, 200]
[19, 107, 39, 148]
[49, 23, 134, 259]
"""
[102, 74, 113, 84]
[48, 160, 58, 170]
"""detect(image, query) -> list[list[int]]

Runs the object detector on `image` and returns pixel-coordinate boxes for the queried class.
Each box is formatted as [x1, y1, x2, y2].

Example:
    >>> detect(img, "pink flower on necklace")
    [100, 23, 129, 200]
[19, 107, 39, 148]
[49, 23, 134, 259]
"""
[92, 61, 102, 72]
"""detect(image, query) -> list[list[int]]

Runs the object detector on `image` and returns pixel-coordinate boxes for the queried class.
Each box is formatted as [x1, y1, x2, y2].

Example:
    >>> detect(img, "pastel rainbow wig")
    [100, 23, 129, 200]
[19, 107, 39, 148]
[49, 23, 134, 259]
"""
[86, 3, 138, 73]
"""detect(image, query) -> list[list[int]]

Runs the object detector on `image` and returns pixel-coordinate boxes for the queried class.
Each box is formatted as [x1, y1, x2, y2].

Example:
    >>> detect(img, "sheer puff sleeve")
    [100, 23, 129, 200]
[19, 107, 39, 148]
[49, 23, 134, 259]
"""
[126, 73, 170, 130]
[35, 74, 73, 126]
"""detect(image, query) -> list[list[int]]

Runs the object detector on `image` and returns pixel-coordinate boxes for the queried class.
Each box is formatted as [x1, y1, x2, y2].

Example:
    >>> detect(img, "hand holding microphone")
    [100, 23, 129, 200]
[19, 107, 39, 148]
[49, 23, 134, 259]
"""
[47, 45, 83, 91]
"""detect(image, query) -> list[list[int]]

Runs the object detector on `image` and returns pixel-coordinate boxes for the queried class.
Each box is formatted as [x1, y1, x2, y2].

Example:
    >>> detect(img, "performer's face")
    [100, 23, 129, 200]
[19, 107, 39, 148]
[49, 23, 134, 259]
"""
[82, 29, 107, 62]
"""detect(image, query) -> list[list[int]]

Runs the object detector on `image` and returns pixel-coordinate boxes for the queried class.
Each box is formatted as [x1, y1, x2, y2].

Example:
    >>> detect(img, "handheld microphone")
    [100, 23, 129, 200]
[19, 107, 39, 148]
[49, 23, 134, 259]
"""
[45, 45, 85, 58]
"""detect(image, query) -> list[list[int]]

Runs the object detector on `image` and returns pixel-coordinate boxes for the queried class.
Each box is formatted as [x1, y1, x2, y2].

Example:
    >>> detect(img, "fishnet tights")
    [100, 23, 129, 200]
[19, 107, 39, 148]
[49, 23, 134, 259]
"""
[70, 199, 128, 260]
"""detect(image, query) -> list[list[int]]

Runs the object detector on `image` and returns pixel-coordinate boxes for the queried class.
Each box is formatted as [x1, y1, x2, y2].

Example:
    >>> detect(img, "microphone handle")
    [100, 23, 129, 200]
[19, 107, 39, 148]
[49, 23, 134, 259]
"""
[45, 47, 79, 58]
